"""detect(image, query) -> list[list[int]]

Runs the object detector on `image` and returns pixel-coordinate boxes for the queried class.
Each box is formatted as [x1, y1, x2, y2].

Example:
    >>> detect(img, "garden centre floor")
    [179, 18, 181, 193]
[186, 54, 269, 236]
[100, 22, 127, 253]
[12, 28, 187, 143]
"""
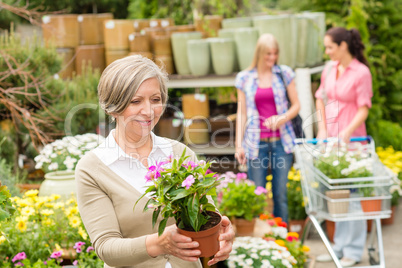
[303, 204, 402, 268]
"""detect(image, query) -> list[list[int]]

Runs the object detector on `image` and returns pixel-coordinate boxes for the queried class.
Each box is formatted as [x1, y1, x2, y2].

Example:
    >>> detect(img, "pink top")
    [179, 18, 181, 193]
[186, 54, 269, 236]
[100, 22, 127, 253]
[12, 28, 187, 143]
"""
[315, 59, 372, 138]
[255, 87, 280, 138]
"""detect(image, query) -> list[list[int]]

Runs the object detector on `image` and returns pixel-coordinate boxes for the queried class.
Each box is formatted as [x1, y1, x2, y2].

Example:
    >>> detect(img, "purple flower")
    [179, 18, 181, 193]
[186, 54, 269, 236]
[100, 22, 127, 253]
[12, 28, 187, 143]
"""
[50, 251, 62, 259]
[73, 260, 78, 266]
[182, 175, 195, 190]
[86, 246, 94, 253]
[205, 169, 213, 174]
[187, 161, 197, 169]
[12, 252, 26, 263]
[254, 186, 268, 195]
[15, 262, 23, 266]
[236, 172, 247, 183]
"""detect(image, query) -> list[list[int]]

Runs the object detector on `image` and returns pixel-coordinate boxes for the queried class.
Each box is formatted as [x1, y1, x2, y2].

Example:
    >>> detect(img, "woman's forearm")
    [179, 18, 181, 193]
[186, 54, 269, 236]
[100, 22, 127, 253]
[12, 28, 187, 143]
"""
[315, 99, 327, 133]
[345, 106, 369, 135]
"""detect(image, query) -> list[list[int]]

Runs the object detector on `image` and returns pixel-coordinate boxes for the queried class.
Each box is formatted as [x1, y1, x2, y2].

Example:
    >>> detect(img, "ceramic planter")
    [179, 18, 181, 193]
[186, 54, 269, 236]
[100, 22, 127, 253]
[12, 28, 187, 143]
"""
[222, 17, 252, 29]
[171, 32, 202, 75]
[217, 29, 239, 71]
[252, 14, 297, 68]
[177, 211, 222, 257]
[233, 218, 256, 237]
[233, 28, 258, 70]
[39, 171, 76, 200]
[325, 190, 350, 216]
[208, 38, 236, 75]
[187, 39, 211, 76]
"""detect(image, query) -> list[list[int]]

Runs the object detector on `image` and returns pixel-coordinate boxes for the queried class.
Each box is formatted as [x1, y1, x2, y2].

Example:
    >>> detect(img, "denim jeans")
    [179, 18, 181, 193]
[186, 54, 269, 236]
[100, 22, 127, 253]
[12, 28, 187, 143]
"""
[247, 140, 293, 222]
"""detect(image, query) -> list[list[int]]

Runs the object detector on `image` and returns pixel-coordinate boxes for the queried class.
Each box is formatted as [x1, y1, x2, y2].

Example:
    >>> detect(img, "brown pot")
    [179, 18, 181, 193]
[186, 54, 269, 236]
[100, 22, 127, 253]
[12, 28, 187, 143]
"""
[177, 211, 222, 257]
[154, 54, 175, 74]
[182, 94, 210, 119]
[16, 183, 41, 193]
[129, 33, 150, 52]
[42, 14, 80, 48]
[325, 220, 335, 243]
[56, 48, 75, 79]
[233, 218, 256, 237]
[361, 199, 382, 212]
[288, 219, 306, 237]
[78, 14, 100, 45]
[381, 205, 396, 225]
[75, 45, 106, 75]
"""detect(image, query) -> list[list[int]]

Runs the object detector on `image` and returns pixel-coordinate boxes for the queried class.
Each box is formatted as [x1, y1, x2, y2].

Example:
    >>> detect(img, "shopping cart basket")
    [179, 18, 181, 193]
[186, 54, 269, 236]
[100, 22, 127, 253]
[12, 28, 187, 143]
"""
[294, 136, 393, 268]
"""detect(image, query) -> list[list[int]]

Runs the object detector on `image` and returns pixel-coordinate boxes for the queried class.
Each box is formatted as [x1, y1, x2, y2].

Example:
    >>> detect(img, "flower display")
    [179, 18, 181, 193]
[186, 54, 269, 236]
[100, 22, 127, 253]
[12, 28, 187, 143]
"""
[34, 133, 105, 173]
[0, 190, 94, 265]
[217, 172, 267, 221]
[286, 169, 307, 221]
[227, 236, 298, 268]
[135, 150, 221, 235]
[377, 146, 402, 206]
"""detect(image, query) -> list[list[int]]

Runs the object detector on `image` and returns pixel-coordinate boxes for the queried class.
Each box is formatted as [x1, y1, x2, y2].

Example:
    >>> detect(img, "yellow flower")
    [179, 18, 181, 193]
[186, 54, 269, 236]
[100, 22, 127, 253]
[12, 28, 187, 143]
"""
[296, 186, 301, 192]
[21, 206, 36, 217]
[41, 209, 54, 216]
[0, 235, 6, 244]
[16, 198, 31, 208]
[267, 174, 273, 181]
[302, 245, 310, 252]
[53, 202, 64, 209]
[69, 216, 81, 228]
[16, 220, 27, 232]
[55, 243, 62, 251]
[42, 218, 55, 227]
[66, 198, 76, 206]
[65, 206, 78, 217]
[24, 189, 39, 198]
[78, 227, 88, 240]
[275, 239, 285, 247]
[287, 232, 299, 239]
[15, 216, 28, 222]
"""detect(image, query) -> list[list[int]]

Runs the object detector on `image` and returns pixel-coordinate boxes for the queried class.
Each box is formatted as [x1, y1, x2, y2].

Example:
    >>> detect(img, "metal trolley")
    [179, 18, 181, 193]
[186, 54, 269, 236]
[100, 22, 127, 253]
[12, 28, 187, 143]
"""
[294, 136, 393, 268]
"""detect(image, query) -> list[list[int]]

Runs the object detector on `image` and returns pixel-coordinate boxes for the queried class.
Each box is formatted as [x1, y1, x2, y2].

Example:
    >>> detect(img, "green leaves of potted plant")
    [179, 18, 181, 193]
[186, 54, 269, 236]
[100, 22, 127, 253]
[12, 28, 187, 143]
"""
[217, 172, 267, 236]
[135, 149, 222, 257]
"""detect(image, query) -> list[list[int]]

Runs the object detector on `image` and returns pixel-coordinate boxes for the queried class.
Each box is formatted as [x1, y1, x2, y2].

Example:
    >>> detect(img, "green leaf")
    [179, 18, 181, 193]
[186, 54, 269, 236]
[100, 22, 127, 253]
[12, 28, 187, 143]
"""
[158, 218, 168, 236]
[188, 193, 200, 231]
[170, 188, 192, 201]
[152, 207, 161, 228]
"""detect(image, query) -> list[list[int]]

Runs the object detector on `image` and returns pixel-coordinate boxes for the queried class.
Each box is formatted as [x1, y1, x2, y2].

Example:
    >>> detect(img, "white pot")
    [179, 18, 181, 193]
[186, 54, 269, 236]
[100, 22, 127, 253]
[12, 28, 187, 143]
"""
[39, 171, 76, 200]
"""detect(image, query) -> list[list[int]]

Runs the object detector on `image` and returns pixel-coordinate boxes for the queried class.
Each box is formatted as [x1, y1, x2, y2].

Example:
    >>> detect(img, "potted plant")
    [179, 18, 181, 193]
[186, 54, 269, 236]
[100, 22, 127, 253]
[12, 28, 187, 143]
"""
[287, 168, 308, 237]
[217, 172, 267, 236]
[34, 133, 105, 199]
[135, 150, 222, 257]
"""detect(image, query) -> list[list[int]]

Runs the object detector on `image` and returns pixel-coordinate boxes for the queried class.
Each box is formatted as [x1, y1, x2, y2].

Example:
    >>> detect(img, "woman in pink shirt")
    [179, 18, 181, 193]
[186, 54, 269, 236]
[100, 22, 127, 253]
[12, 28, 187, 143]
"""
[315, 27, 373, 267]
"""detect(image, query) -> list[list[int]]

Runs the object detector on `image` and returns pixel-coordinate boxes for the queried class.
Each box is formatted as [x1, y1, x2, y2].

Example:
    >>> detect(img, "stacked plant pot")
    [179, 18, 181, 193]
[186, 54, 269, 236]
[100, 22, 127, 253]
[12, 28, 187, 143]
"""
[42, 14, 80, 79]
[182, 94, 210, 145]
[76, 14, 110, 75]
[42, 13, 113, 78]
[103, 19, 135, 65]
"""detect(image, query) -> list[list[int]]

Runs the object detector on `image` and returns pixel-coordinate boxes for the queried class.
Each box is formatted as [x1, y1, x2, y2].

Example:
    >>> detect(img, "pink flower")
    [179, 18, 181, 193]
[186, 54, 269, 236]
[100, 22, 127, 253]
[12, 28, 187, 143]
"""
[50, 251, 62, 259]
[205, 169, 213, 174]
[86, 246, 94, 253]
[266, 219, 275, 226]
[254, 186, 268, 195]
[12, 252, 26, 263]
[187, 161, 197, 168]
[286, 236, 297, 242]
[235, 172, 247, 183]
[15, 262, 23, 266]
[73, 260, 78, 265]
[182, 175, 195, 189]
[74, 241, 85, 253]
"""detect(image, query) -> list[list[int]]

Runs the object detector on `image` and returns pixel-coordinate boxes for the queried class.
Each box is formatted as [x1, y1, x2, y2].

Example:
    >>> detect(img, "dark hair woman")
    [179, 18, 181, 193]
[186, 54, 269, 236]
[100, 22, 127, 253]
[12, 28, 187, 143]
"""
[315, 27, 373, 267]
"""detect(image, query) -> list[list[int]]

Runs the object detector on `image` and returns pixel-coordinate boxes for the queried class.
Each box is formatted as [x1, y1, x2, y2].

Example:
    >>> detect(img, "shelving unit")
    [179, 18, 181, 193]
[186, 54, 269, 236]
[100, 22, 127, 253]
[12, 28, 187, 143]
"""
[167, 65, 325, 156]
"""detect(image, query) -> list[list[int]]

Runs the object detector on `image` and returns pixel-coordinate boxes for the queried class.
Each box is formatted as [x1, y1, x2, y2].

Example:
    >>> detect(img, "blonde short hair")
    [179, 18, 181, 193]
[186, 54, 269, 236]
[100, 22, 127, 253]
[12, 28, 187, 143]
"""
[248, 33, 279, 70]
[98, 55, 169, 117]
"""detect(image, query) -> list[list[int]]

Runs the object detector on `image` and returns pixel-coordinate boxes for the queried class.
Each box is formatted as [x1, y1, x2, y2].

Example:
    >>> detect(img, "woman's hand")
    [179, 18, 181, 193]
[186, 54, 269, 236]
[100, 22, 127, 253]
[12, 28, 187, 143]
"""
[316, 128, 327, 140]
[235, 147, 246, 165]
[207, 216, 235, 266]
[146, 225, 201, 262]
[339, 129, 352, 144]
[263, 114, 287, 131]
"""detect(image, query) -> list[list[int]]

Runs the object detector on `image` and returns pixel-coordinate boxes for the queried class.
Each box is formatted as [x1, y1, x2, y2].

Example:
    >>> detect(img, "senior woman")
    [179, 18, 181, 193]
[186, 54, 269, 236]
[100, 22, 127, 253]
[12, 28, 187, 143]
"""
[75, 55, 234, 268]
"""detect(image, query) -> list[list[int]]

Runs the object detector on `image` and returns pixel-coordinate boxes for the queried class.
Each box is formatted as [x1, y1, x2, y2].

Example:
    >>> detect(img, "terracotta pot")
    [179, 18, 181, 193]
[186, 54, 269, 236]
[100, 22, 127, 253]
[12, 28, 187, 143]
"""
[325, 190, 350, 215]
[381, 205, 396, 225]
[78, 14, 100, 45]
[16, 183, 41, 193]
[106, 50, 129, 66]
[182, 94, 210, 119]
[325, 220, 335, 243]
[233, 218, 256, 236]
[56, 48, 75, 79]
[39, 171, 76, 200]
[42, 14, 80, 48]
[96, 13, 114, 44]
[128, 33, 150, 52]
[177, 212, 222, 257]
[361, 199, 382, 212]
[152, 35, 172, 55]
[75, 45, 105, 75]
[103, 19, 135, 50]
[288, 219, 306, 237]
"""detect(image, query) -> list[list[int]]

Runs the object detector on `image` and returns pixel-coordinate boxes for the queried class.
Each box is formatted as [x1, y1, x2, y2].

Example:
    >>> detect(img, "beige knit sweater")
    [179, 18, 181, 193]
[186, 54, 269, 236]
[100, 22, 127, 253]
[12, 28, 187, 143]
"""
[75, 139, 203, 268]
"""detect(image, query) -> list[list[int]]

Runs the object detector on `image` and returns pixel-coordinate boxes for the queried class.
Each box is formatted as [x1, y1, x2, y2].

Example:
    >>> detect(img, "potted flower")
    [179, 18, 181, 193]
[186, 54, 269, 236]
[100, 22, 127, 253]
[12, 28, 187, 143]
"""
[217, 172, 267, 236]
[134, 149, 222, 257]
[286, 168, 307, 237]
[34, 133, 105, 199]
